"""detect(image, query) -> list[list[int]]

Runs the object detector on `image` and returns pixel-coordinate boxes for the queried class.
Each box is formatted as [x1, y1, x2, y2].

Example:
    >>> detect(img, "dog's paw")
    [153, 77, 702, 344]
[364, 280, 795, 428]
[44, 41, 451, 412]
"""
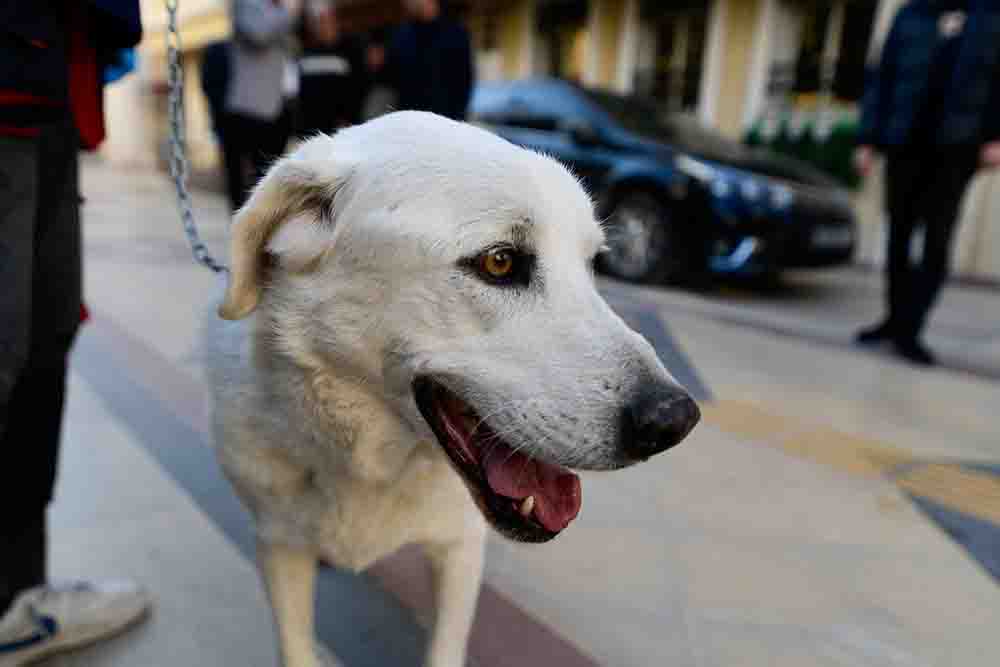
[315, 641, 344, 667]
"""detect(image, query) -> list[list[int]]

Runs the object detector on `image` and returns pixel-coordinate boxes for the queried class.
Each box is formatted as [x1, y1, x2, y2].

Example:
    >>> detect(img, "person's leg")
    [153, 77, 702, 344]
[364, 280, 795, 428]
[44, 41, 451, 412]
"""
[30, 114, 81, 492]
[858, 154, 922, 342]
[248, 110, 291, 188]
[0, 517, 45, 615]
[221, 112, 251, 211]
[885, 156, 925, 338]
[0, 116, 152, 661]
[0, 115, 81, 611]
[896, 149, 978, 362]
[0, 132, 43, 616]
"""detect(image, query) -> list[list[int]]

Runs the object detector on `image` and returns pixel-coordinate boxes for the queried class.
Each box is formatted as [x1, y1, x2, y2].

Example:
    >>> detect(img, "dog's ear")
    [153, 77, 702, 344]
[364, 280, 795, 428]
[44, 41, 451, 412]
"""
[219, 136, 349, 320]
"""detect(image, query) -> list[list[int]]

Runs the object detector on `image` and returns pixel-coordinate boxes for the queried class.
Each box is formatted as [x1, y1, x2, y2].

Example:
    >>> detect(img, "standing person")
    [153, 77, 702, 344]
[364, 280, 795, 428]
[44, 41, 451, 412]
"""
[200, 39, 231, 144]
[223, 0, 303, 211]
[296, 1, 369, 136]
[360, 28, 398, 121]
[0, 2, 152, 661]
[388, 0, 475, 121]
[855, 0, 1000, 365]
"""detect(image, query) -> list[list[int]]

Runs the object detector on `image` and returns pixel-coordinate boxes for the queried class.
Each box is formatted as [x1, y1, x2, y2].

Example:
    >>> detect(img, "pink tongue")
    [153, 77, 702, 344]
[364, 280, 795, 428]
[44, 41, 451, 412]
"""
[483, 445, 582, 533]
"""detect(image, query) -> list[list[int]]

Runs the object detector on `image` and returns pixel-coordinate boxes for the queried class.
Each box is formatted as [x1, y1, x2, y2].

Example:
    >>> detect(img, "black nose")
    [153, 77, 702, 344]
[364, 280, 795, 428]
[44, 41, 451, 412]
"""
[621, 389, 700, 459]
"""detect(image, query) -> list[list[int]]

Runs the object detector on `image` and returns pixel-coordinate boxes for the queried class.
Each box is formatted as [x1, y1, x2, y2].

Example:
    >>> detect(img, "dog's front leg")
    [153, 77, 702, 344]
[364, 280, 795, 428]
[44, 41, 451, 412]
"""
[259, 540, 326, 667]
[423, 526, 486, 667]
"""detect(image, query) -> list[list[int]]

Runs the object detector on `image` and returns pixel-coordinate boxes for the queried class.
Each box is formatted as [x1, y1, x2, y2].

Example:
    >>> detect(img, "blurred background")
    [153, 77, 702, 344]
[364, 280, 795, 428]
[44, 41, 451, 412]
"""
[10, 1, 996, 666]
[105, 0, 1000, 283]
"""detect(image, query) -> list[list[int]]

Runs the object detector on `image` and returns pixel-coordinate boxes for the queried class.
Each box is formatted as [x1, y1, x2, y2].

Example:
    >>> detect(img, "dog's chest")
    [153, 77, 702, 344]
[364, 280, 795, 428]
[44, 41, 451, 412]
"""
[315, 450, 473, 571]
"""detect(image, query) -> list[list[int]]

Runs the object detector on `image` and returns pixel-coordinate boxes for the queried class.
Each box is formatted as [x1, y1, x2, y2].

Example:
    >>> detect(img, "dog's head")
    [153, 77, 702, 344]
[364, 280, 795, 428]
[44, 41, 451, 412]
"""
[219, 112, 699, 542]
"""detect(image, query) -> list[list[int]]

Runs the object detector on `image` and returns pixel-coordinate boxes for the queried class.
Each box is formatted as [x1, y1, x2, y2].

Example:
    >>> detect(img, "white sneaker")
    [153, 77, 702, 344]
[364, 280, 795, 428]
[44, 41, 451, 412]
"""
[315, 641, 343, 667]
[0, 581, 151, 666]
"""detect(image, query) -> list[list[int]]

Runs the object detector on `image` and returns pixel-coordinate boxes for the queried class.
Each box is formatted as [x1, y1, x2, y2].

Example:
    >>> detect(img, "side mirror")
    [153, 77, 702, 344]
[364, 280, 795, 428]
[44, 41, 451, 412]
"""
[562, 118, 601, 145]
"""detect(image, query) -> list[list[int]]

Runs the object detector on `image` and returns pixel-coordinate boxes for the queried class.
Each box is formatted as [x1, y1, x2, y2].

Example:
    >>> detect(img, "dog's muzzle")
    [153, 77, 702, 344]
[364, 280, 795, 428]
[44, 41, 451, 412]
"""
[413, 375, 699, 544]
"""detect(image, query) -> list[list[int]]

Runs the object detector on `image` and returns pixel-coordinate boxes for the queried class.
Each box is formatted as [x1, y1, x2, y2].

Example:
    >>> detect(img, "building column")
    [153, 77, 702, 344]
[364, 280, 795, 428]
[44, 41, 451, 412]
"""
[698, 0, 728, 127]
[666, 16, 690, 112]
[712, 0, 769, 137]
[101, 71, 157, 168]
[868, 0, 907, 61]
[614, 0, 640, 94]
[583, 0, 602, 86]
[820, 1, 846, 95]
[741, 0, 776, 128]
[500, 0, 537, 79]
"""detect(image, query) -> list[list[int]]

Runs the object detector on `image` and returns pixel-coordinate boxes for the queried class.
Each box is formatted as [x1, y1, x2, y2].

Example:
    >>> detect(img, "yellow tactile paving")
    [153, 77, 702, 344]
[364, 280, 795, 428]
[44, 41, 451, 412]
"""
[897, 464, 1000, 526]
[776, 425, 917, 478]
[699, 400, 802, 444]
[702, 399, 1000, 527]
[701, 400, 916, 476]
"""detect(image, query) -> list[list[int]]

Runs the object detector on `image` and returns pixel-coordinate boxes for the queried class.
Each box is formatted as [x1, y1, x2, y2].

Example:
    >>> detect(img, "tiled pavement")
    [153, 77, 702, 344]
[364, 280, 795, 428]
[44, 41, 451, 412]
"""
[35, 159, 1000, 666]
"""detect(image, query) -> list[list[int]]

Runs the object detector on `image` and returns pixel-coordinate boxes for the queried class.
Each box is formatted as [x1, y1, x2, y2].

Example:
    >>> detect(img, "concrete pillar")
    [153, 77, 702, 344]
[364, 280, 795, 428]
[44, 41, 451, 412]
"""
[596, 0, 627, 88]
[820, 0, 846, 94]
[741, 0, 777, 128]
[970, 177, 1000, 280]
[583, 0, 602, 86]
[816, 0, 846, 136]
[101, 72, 157, 168]
[698, 0, 728, 126]
[868, 0, 906, 60]
[614, 0, 640, 94]
[666, 16, 690, 112]
[500, 0, 536, 79]
[713, 0, 766, 137]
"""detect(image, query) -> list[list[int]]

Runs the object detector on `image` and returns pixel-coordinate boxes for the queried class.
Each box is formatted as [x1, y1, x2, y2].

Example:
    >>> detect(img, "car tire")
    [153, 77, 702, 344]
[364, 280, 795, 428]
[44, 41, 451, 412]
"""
[597, 191, 687, 284]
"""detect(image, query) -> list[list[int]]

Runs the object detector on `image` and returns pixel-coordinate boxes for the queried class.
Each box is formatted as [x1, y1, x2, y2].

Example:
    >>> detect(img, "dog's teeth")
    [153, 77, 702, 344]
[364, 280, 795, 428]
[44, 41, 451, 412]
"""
[519, 495, 535, 517]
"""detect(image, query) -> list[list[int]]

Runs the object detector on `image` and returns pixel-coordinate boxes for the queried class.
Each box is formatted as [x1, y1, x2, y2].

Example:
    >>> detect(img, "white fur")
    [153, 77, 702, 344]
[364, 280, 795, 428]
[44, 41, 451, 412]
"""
[205, 111, 691, 667]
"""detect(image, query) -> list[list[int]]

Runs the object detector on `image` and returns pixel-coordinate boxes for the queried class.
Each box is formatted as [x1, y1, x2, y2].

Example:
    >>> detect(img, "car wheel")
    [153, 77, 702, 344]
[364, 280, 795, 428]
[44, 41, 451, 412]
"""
[598, 191, 685, 284]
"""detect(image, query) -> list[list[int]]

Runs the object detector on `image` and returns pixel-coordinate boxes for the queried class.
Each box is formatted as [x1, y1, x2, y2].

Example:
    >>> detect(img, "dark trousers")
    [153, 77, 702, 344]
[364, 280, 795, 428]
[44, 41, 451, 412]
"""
[219, 109, 292, 212]
[0, 117, 81, 614]
[882, 149, 978, 342]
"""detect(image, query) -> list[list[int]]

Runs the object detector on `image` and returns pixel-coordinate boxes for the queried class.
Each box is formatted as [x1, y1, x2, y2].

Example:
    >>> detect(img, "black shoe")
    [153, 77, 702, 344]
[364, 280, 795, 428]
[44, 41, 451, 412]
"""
[894, 339, 935, 366]
[856, 321, 894, 345]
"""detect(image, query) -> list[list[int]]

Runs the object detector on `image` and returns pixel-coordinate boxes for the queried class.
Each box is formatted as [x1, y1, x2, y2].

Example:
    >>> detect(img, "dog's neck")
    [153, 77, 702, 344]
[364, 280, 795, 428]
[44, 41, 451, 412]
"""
[253, 316, 436, 484]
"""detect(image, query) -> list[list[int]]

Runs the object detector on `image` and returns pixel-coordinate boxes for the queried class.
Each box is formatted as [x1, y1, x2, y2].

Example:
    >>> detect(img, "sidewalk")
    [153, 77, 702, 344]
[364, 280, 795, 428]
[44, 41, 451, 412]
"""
[42, 158, 999, 666]
[600, 268, 1000, 382]
[46, 373, 277, 667]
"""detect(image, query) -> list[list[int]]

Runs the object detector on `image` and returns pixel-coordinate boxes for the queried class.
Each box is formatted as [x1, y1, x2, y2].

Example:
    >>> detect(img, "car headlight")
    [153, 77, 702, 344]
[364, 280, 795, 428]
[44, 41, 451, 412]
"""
[770, 183, 794, 210]
[675, 154, 719, 183]
[740, 179, 762, 202]
[711, 178, 732, 198]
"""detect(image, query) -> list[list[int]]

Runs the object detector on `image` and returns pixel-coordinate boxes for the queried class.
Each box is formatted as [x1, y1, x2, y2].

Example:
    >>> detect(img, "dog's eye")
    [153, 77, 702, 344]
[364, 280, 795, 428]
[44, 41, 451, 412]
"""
[466, 246, 533, 287]
[481, 249, 515, 278]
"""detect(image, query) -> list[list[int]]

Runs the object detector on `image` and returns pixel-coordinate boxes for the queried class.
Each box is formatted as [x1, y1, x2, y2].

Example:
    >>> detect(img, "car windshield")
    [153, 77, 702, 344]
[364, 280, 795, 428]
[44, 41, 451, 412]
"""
[581, 89, 738, 157]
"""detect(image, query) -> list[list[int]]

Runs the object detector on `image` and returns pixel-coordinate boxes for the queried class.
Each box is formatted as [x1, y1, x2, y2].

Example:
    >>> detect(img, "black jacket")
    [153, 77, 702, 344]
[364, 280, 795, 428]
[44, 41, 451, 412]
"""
[0, 1, 142, 130]
[388, 17, 474, 121]
[298, 37, 369, 134]
[858, 0, 1000, 149]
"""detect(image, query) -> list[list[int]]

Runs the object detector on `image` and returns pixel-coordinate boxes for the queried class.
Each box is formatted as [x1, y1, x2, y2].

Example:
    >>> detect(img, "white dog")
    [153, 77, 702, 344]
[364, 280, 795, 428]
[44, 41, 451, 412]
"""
[206, 111, 699, 667]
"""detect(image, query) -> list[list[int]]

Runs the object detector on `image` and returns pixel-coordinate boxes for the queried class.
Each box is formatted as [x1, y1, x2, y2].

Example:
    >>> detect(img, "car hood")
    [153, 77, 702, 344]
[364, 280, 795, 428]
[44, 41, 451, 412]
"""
[636, 135, 840, 190]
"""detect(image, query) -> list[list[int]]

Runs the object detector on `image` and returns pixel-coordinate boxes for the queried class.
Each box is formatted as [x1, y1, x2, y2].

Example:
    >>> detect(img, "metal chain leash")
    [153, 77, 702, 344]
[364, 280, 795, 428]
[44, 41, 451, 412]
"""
[165, 0, 228, 273]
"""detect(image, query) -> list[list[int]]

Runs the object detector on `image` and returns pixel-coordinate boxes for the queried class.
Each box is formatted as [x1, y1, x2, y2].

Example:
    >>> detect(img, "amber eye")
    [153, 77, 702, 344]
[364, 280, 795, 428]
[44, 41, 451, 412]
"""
[481, 248, 515, 278]
[464, 245, 533, 287]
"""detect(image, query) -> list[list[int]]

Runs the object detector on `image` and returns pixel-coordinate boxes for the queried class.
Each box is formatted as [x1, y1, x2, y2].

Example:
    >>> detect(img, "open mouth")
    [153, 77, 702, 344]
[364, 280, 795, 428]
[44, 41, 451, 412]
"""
[413, 377, 582, 543]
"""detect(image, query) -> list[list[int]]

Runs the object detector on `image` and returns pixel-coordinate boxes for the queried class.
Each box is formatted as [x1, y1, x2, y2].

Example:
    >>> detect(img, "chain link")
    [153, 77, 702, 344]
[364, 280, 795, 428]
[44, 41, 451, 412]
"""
[165, 0, 228, 274]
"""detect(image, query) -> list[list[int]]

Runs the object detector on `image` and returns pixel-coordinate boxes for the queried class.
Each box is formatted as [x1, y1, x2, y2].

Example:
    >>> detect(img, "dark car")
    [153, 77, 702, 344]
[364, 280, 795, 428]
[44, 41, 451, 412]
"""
[469, 78, 857, 284]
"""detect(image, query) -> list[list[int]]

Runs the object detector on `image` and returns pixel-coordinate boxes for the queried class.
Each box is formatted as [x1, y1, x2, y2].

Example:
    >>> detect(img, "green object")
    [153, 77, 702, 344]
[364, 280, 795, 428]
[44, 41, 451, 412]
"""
[745, 110, 861, 189]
